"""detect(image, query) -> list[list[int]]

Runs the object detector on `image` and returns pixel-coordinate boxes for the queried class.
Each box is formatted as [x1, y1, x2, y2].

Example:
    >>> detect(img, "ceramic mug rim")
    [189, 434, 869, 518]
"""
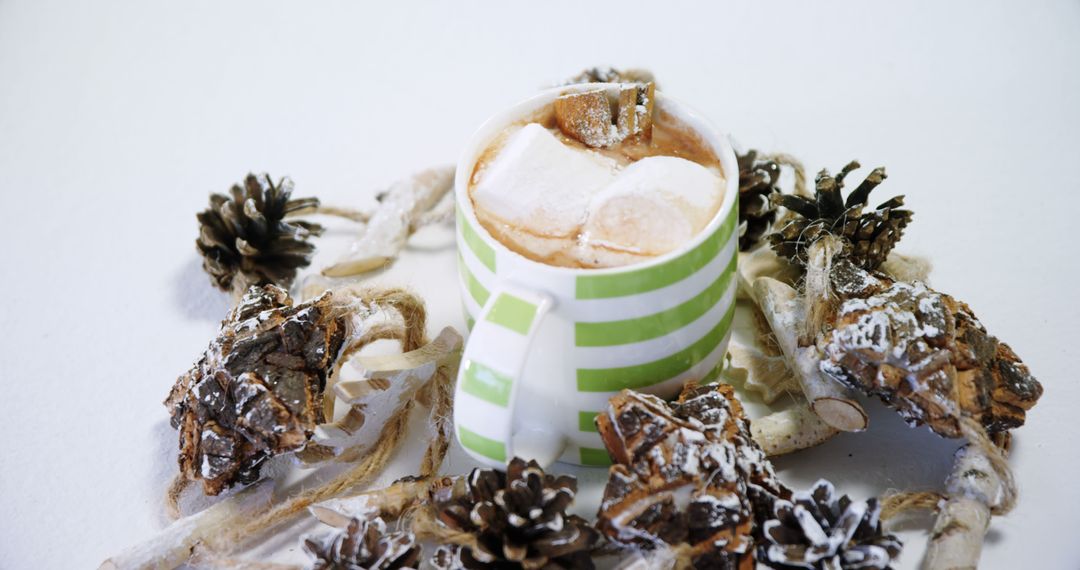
[454, 83, 740, 278]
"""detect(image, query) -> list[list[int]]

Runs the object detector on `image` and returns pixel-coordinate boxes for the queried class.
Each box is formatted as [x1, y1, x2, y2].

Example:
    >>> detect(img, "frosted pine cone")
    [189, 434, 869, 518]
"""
[596, 383, 789, 569]
[818, 265, 1043, 437]
[164, 284, 346, 494]
[303, 516, 420, 570]
[428, 458, 599, 569]
[758, 480, 901, 570]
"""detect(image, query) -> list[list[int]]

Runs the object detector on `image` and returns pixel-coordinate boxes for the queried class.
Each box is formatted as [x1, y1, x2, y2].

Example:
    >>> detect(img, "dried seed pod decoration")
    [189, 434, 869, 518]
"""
[758, 480, 902, 570]
[596, 383, 789, 569]
[818, 271, 1043, 438]
[428, 457, 599, 569]
[196, 173, 324, 295]
[304, 515, 421, 570]
[164, 284, 347, 495]
[322, 166, 455, 278]
[769, 161, 911, 271]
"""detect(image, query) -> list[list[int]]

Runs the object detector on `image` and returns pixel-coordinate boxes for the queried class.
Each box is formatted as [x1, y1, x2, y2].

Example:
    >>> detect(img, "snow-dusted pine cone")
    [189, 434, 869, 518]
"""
[818, 264, 1043, 437]
[196, 173, 323, 293]
[758, 480, 902, 570]
[164, 284, 346, 494]
[303, 516, 420, 570]
[769, 161, 911, 271]
[563, 66, 656, 86]
[596, 383, 789, 569]
[429, 458, 599, 569]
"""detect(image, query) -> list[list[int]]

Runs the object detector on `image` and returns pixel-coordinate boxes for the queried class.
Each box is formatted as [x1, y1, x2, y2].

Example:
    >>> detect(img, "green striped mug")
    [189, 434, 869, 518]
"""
[454, 84, 739, 468]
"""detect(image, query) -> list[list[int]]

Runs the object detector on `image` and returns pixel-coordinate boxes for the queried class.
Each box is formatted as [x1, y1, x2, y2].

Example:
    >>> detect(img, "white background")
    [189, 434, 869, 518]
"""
[1, 1, 1078, 568]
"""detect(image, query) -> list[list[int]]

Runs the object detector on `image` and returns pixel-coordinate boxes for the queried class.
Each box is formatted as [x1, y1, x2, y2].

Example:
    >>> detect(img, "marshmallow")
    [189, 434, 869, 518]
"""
[470, 123, 618, 237]
[582, 156, 722, 256]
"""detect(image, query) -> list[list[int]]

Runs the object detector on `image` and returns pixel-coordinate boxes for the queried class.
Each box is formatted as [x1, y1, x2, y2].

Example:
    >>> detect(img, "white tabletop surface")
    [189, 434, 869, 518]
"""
[2, 1, 1078, 568]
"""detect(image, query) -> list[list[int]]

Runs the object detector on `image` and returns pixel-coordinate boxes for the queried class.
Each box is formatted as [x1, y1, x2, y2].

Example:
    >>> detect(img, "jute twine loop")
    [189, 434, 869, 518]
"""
[765, 152, 809, 198]
[210, 395, 416, 552]
[419, 360, 456, 478]
[164, 473, 191, 521]
[880, 418, 1016, 521]
[407, 507, 481, 552]
[879, 490, 946, 520]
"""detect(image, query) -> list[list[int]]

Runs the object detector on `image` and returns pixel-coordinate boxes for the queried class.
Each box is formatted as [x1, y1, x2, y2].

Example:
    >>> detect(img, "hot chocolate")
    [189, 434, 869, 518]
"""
[468, 84, 726, 269]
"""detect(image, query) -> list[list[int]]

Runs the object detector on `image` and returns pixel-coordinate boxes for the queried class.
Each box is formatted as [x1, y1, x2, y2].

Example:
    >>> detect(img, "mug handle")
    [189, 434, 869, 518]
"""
[453, 285, 564, 469]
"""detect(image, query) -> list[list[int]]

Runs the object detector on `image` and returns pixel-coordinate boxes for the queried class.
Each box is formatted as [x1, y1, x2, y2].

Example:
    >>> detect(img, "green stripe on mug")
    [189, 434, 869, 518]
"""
[579, 447, 612, 466]
[485, 293, 538, 335]
[457, 209, 496, 272]
[459, 253, 491, 306]
[578, 411, 599, 433]
[575, 254, 736, 347]
[574, 205, 737, 300]
[576, 302, 736, 392]
[461, 359, 513, 407]
[458, 426, 506, 462]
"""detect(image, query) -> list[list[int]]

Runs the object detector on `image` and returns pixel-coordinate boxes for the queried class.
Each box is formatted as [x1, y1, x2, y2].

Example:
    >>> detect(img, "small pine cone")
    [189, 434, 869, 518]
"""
[196, 173, 323, 293]
[596, 383, 789, 569]
[164, 284, 347, 494]
[303, 516, 421, 570]
[769, 161, 911, 271]
[429, 458, 599, 569]
[737, 150, 781, 251]
[818, 266, 1043, 438]
[564, 66, 656, 86]
[758, 480, 902, 570]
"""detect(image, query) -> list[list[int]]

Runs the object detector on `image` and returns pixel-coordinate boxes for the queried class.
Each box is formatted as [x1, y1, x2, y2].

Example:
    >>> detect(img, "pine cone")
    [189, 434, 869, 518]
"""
[164, 284, 347, 494]
[564, 66, 656, 86]
[596, 383, 789, 569]
[818, 263, 1043, 438]
[428, 458, 599, 569]
[304, 516, 421, 570]
[196, 173, 324, 293]
[769, 162, 911, 270]
[758, 480, 901, 570]
[737, 150, 781, 251]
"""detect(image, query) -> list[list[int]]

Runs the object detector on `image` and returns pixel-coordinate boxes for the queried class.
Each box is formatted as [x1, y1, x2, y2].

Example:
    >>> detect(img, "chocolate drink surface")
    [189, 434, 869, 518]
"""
[468, 102, 726, 269]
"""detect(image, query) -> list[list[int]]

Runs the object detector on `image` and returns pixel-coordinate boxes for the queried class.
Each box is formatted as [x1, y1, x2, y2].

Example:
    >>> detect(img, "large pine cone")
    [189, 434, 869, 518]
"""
[196, 173, 323, 293]
[769, 161, 911, 271]
[737, 150, 781, 251]
[596, 383, 789, 569]
[428, 458, 598, 569]
[164, 284, 347, 494]
[304, 516, 421, 570]
[818, 263, 1043, 437]
[758, 480, 901, 570]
